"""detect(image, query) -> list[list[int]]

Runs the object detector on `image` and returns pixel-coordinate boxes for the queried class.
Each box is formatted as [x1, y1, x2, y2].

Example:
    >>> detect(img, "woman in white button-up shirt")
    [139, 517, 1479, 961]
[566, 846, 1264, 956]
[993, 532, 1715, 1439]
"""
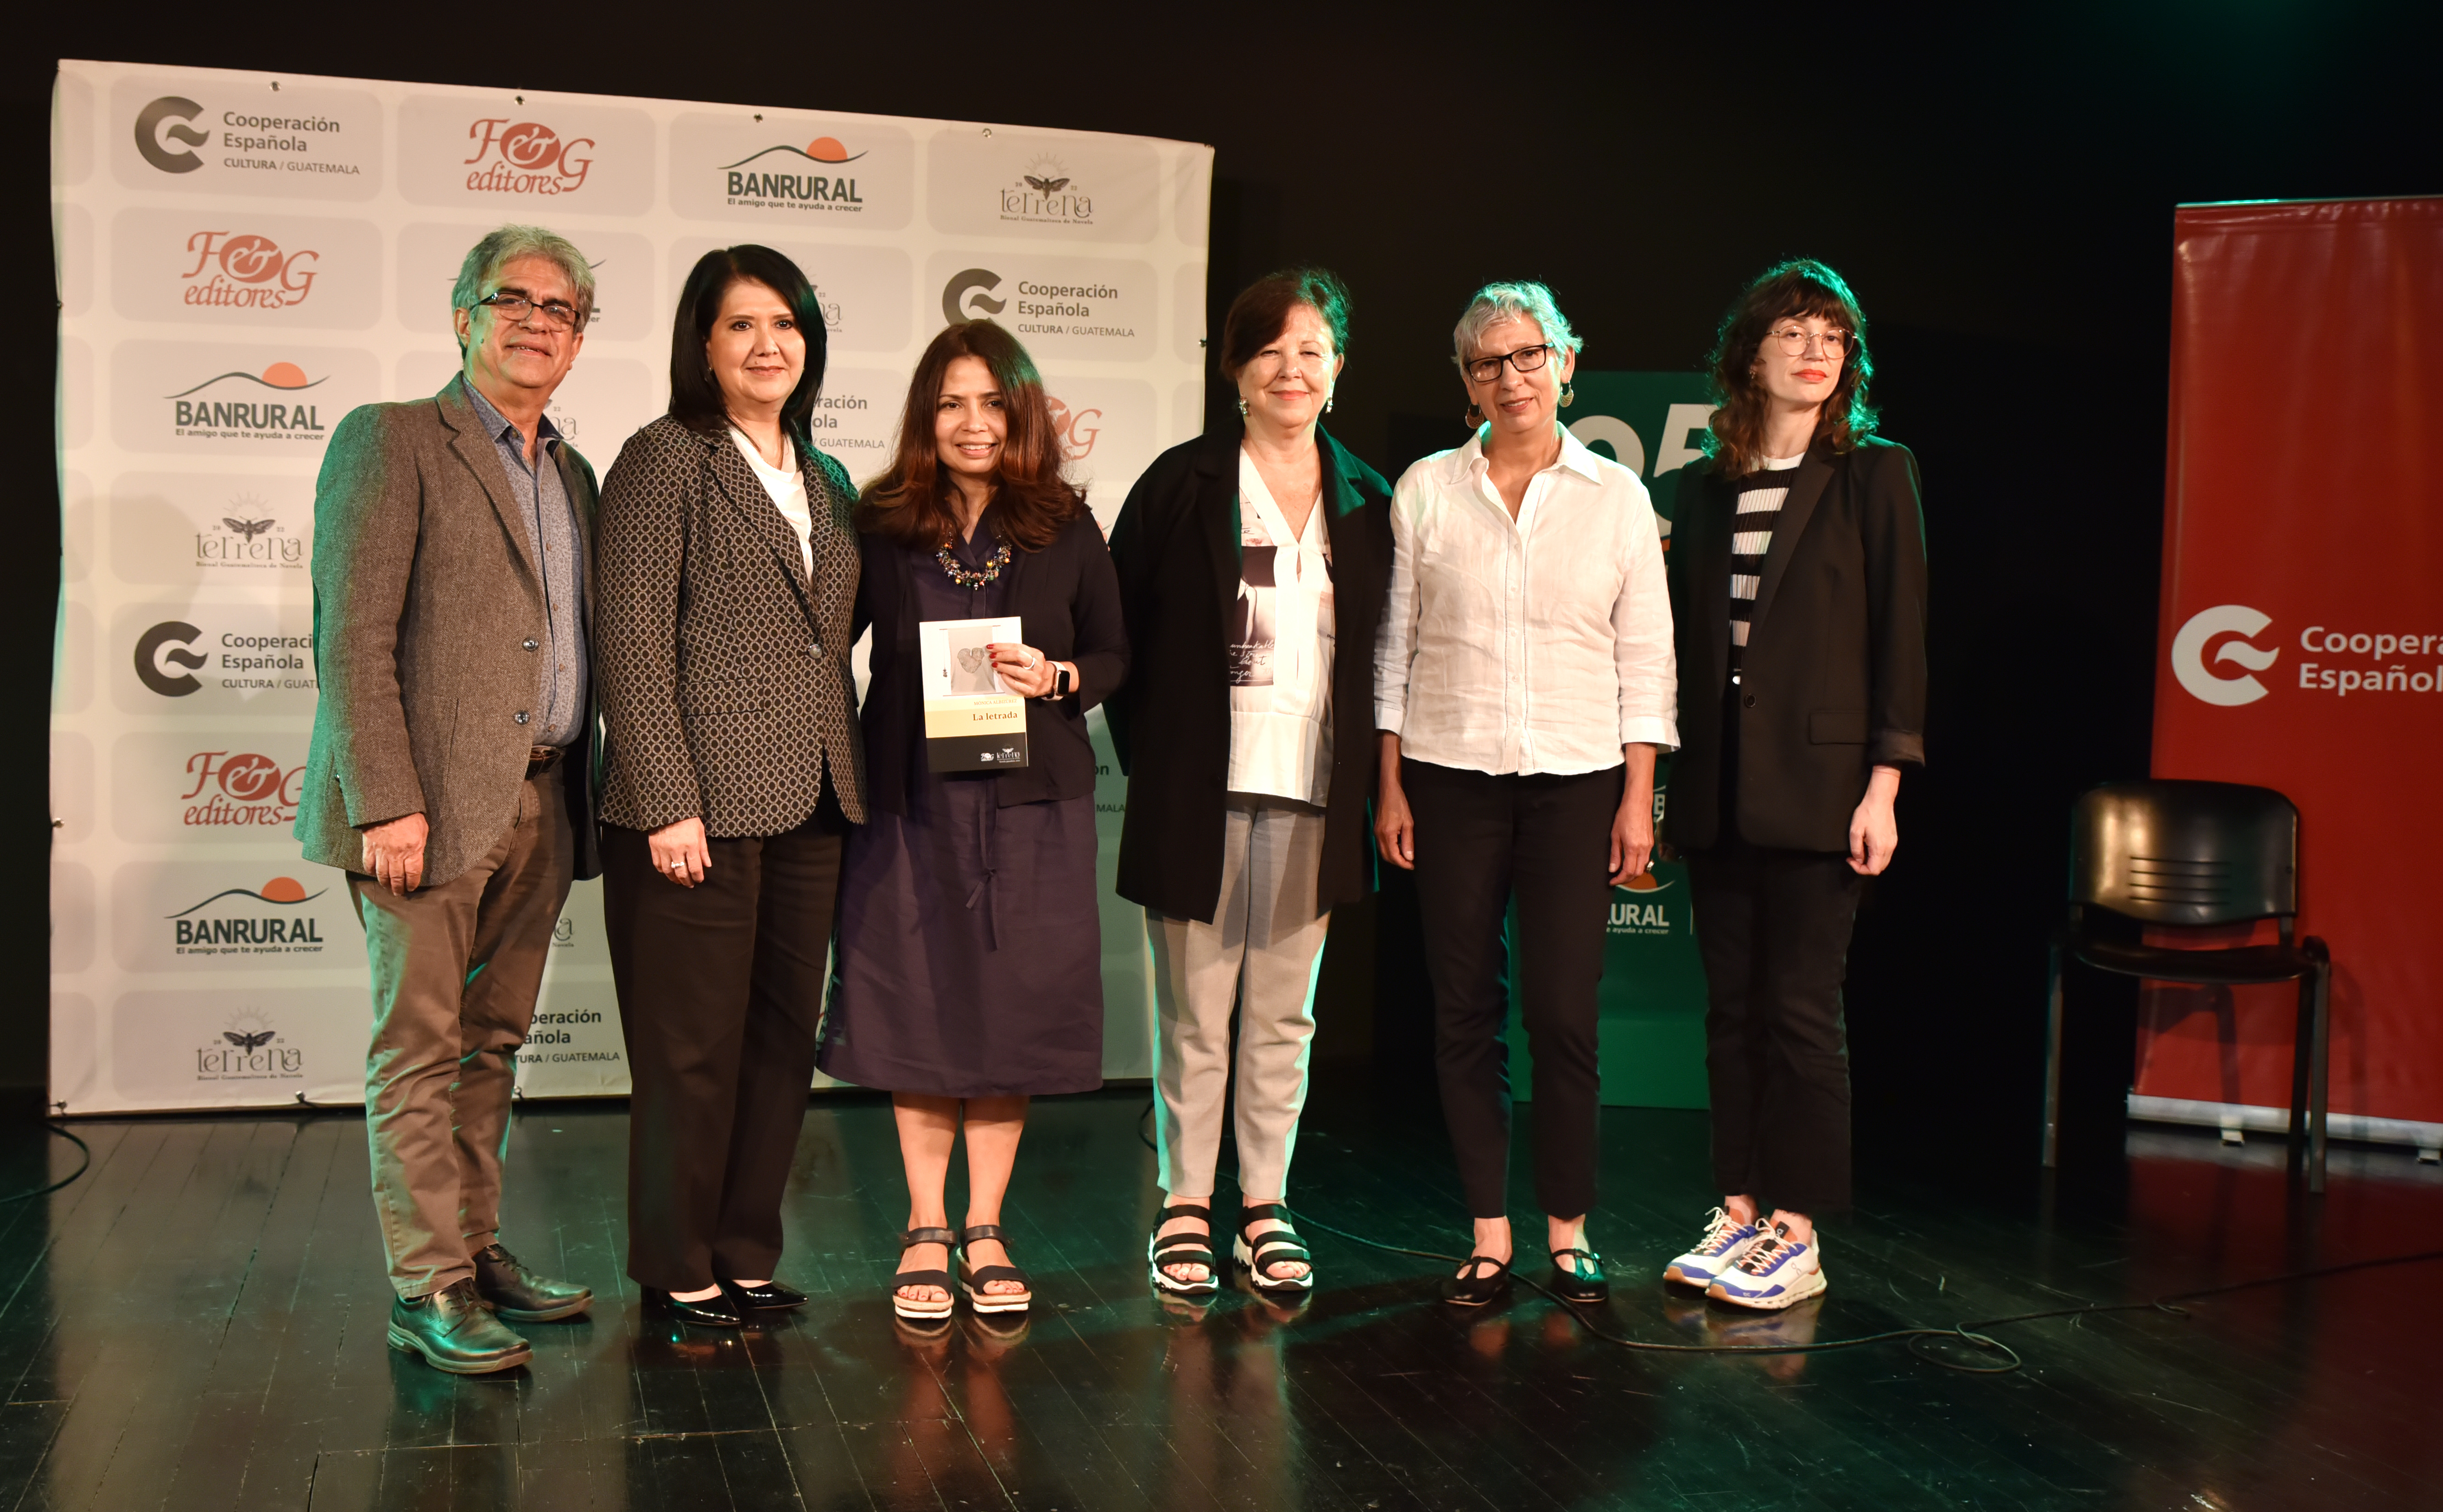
[1373, 281, 1677, 1307]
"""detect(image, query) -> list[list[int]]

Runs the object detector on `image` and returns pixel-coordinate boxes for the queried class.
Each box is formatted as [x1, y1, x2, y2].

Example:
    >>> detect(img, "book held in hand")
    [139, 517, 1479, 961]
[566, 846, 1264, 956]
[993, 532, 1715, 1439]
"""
[919, 615, 1030, 772]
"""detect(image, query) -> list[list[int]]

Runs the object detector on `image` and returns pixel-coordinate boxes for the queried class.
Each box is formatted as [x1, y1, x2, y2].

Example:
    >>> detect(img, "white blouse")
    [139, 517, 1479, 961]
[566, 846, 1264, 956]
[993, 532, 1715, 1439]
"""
[1226, 448, 1336, 806]
[1375, 424, 1678, 776]
[730, 427, 812, 575]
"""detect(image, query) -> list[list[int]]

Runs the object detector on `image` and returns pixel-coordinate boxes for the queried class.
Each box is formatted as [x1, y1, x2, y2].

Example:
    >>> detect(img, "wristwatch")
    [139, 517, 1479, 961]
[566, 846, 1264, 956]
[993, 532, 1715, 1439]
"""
[1043, 665, 1071, 700]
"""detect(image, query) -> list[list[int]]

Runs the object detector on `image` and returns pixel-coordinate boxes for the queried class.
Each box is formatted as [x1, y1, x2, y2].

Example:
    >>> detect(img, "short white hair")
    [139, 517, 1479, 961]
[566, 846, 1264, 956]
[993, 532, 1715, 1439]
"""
[1452, 280, 1581, 366]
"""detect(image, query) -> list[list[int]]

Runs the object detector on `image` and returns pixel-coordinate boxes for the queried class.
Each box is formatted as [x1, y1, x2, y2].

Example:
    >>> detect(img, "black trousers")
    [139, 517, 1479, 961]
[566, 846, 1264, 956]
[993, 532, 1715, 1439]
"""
[1686, 840, 1864, 1214]
[605, 798, 845, 1291]
[1404, 759, 1621, 1221]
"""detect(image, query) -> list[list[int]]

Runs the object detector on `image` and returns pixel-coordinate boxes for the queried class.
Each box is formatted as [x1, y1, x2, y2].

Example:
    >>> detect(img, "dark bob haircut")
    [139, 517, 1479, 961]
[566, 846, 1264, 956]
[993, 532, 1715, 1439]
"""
[1704, 259, 1878, 478]
[857, 321, 1086, 553]
[1219, 266, 1352, 379]
[667, 245, 829, 440]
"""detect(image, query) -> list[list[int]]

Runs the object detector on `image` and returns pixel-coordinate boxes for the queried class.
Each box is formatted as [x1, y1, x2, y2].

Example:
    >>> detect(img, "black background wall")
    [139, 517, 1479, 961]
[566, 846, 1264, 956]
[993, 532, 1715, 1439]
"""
[9, 4, 2435, 1165]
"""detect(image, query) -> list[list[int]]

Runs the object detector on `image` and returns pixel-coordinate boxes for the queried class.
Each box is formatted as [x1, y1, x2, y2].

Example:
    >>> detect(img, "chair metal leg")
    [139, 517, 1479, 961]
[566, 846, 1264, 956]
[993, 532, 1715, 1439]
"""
[2307, 952, 2331, 1194]
[2042, 941, 2065, 1169]
[2288, 970, 2315, 1163]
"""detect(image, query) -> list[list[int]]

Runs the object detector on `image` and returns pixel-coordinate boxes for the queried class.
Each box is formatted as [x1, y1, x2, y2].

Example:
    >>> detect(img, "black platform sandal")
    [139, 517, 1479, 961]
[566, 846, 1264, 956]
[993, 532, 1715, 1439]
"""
[892, 1228, 957, 1320]
[1549, 1247, 1610, 1304]
[1148, 1202, 1222, 1297]
[1440, 1254, 1513, 1306]
[1233, 1204, 1316, 1294]
[956, 1224, 1033, 1314]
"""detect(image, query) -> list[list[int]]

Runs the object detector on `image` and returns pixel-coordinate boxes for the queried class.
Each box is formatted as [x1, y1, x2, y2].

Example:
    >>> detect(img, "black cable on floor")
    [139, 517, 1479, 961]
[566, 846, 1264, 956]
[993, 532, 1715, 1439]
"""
[1135, 1099, 2443, 1376]
[0, 1125, 92, 1205]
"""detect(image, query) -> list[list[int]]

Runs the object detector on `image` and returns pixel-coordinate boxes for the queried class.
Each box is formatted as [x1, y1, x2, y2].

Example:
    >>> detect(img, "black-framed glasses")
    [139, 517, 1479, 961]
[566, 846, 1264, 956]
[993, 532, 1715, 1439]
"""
[1767, 325, 1848, 357]
[1462, 343, 1554, 385]
[475, 290, 584, 331]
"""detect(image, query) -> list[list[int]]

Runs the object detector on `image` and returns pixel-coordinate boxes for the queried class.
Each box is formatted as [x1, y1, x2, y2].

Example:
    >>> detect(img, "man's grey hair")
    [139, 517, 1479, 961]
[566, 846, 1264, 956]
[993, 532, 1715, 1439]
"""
[1452, 280, 1581, 366]
[451, 225, 596, 344]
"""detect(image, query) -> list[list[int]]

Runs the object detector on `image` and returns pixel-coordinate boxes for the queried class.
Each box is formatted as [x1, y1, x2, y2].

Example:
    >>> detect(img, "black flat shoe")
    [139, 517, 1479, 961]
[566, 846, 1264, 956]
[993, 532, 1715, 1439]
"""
[722, 1279, 807, 1311]
[1441, 1255, 1512, 1306]
[643, 1287, 744, 1328]
[1549, 1247, 1610, 1304]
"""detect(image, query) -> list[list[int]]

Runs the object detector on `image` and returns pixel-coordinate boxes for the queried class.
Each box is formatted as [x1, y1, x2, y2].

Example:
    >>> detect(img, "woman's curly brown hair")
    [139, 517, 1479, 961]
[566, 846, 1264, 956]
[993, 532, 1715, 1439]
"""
[1704, 259, 1878, 478]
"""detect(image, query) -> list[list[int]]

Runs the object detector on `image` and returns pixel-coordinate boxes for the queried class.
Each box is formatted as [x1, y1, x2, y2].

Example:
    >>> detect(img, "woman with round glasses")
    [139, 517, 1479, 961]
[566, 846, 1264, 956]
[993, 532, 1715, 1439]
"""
[1374, 281, 1677, 1306]
[1657, 259, 1926, 1312]
[1107, 268, 1393, 1298]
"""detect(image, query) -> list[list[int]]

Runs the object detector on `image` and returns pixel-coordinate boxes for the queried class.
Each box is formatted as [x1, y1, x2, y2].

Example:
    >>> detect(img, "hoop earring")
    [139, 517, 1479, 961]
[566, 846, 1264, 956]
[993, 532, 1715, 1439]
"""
[1236, 397, 1250, 418]
[1558, 382, 1576, 408]
[1463, 403, 1484, 428]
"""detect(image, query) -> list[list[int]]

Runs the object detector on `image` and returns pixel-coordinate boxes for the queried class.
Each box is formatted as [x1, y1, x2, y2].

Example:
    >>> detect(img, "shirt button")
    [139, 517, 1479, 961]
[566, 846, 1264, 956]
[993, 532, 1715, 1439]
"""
[523, 639, 539, 651]
[515, 711, 531, 725]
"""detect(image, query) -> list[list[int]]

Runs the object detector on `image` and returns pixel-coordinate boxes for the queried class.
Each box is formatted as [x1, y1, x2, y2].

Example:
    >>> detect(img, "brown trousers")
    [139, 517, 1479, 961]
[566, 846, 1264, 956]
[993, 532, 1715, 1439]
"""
[603, 805, 843, 1293]
[351, 767, 574, 1299]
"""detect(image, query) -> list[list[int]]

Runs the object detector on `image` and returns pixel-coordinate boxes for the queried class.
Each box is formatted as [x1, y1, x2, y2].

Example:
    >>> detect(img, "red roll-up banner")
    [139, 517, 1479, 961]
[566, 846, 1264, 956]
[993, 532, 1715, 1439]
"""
[2141, 197, 2443, 1144]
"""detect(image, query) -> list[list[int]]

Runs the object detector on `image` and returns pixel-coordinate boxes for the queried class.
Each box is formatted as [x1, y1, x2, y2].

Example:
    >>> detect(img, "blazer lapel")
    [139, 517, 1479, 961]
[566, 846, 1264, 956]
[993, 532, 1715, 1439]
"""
[435, 377, 542, 588]
[703, 432, 819, 625]
[1747, 451, 1834, 638]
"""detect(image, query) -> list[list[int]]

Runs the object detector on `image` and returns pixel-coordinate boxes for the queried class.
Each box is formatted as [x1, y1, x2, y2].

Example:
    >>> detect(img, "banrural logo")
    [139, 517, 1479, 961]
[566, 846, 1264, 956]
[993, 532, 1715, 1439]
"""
[720, 136, 867, 212]
[166, 876, 327, 955]
[163, 361, 328, 440]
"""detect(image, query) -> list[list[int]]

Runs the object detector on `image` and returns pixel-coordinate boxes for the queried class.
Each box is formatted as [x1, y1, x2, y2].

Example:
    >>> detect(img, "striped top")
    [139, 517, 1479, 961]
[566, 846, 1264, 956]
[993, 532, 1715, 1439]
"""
[1727, 454, 1806, 682]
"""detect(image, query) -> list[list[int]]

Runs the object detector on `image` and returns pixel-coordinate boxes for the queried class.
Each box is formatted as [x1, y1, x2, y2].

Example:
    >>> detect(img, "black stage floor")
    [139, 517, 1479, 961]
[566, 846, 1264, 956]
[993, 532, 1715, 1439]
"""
[0, 1085, 2435, 1511]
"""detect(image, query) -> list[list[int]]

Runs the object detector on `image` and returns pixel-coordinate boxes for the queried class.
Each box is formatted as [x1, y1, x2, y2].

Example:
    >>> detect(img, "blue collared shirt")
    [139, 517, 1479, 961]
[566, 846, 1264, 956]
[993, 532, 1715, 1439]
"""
[466, 381, 586, 747]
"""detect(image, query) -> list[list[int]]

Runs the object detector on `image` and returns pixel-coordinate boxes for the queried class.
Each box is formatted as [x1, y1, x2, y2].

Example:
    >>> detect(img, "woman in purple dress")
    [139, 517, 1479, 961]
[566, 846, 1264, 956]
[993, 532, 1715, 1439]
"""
[818, 322, 1127, 1320]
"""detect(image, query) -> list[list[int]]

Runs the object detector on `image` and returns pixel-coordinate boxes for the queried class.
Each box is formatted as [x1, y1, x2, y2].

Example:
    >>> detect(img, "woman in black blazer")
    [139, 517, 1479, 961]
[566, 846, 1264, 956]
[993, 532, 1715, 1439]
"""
[596, 245, 868, 1329]
[817, 321, 1127, 1322]
[1106, 268, 1393, 1298]
[1660, 260, 1927, 1312]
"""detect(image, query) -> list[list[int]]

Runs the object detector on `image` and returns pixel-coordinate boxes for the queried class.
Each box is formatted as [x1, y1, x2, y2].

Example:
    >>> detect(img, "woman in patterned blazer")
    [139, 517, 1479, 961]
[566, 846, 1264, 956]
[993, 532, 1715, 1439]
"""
[594, 246, 869, 1329]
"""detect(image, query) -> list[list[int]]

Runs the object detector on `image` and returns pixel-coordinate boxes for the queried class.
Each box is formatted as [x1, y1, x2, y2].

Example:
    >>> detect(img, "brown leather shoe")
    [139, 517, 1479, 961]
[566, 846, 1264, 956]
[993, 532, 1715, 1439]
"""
[389, 1279, 532, 1374]
[472, 1242, 593, 1322]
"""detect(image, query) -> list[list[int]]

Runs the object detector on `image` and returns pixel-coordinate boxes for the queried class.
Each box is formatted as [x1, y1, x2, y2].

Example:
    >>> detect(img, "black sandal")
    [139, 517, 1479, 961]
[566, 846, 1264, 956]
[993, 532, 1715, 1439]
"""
[1233, 1204, 1316, 1294]
[1549, 1247, 1610, 1304]
[1441, 1254, 1512, 1306]
[1148, 1202, 1222, 1297]
[956, 1224, 1033, 1314]
[892, 1228, 956, 1320]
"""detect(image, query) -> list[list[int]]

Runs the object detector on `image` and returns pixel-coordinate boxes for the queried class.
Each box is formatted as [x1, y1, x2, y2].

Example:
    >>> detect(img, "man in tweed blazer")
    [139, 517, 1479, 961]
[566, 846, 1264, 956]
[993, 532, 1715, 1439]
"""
[297, 226, 601, 1374]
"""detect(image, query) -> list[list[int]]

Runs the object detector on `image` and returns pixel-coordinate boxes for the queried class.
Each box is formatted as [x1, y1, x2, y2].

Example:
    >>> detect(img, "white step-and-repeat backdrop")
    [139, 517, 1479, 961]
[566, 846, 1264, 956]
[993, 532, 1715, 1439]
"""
[49, 59, 1212, 1113]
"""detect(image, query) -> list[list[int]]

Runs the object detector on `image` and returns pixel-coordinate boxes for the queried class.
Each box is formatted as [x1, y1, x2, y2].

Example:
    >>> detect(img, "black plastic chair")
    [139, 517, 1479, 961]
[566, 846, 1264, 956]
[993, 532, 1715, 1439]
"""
[2042, 779, 2331, 1191]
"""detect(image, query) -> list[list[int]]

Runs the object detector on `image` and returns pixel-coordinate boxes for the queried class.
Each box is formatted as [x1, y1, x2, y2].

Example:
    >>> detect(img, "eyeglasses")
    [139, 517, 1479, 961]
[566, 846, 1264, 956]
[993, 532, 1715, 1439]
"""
[475, 290, 584, 331]
[1462, 343, 1555, 385]
[1767, 326, 1848, 358]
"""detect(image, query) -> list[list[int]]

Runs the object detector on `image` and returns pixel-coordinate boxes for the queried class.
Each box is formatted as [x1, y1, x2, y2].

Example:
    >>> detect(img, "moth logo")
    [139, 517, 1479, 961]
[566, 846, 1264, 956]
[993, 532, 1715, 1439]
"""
[136, 95, 209, 173]
[720, 136, 866, 211]
[136, 621, 208, 696]
[942, 268, 1006, 324]
[197, 495, 304, 569]
[2171, 604, 2278, 707]
[197, 1009, 303, 1079]
[167, 876, 327, 955]
[165, 361, 329, 440]
[1002, 156, 1092, 226]
[464, 119, 594, 195]
[178, 230, 320, 312]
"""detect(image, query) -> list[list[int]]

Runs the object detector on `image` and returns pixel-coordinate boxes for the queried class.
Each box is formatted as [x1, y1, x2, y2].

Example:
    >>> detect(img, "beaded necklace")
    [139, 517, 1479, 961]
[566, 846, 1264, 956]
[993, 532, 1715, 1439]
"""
[937, 537, 1011, 589]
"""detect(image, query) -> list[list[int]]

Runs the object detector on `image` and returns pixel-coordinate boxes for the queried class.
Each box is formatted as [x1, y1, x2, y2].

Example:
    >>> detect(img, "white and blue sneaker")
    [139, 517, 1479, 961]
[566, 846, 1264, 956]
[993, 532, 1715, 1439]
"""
[1707, 1224, 1826, 1311]
[1662, 1207, 1765, 1289]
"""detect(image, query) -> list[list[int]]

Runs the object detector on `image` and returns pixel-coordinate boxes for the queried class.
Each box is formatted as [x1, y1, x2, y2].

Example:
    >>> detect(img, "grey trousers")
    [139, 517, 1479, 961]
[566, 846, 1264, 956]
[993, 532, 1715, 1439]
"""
[1149, 796, 1331, 1201]
[350, 767, 573, 1299]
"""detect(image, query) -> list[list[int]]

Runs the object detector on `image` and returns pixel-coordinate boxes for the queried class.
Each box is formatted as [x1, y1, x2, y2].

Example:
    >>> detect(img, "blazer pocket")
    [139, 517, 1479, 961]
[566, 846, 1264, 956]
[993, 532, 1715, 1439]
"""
[1808, 708, 1869, 744]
